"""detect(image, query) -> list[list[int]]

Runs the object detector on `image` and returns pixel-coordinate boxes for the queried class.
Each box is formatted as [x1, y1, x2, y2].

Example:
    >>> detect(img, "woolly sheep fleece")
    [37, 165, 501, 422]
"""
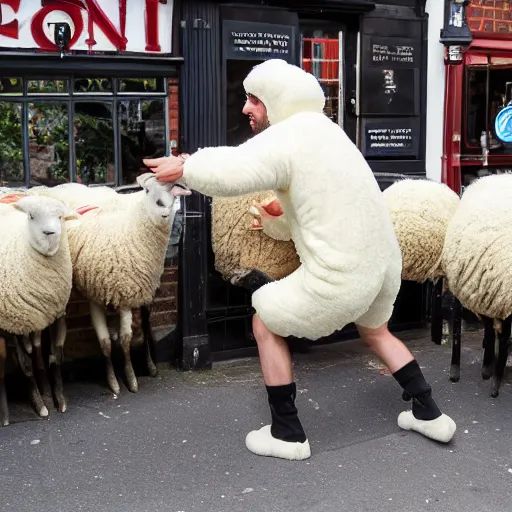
[382, 179, 460, 282]
[442, 173, 512, 320]
[67, 196, 171, 310]
[0, 206, 72, 335]
[211, 192, 300, 281]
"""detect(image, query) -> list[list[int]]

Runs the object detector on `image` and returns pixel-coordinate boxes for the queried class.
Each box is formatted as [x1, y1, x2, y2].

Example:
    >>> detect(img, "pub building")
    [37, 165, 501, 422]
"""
[0, 0, 430, 374]
[440, 1, 512, 194]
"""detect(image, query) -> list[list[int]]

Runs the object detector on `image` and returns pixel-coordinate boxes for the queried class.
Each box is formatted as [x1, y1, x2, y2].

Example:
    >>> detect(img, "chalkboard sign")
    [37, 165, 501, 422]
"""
[368, 37, 420, 68]
[223, 20, 295, 62]
[362, 118, 420, 157]
[360, 35, 420, 116]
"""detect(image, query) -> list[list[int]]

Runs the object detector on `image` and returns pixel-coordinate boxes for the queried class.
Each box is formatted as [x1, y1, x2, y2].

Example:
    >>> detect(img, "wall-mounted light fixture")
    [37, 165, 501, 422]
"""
[440, 0, 473, 63]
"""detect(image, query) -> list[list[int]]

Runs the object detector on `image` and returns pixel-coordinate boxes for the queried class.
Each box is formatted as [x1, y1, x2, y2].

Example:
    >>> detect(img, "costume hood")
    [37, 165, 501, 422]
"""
[243, 59, 326, 126]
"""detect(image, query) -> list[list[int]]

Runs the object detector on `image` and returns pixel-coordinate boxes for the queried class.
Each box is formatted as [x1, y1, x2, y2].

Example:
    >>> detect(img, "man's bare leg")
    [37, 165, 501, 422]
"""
[244, 314, 311, 461]
[357, 322, 456, 443]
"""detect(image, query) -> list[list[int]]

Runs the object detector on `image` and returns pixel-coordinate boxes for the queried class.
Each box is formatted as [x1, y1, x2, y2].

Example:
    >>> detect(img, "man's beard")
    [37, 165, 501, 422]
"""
[251, 117, 270, 134]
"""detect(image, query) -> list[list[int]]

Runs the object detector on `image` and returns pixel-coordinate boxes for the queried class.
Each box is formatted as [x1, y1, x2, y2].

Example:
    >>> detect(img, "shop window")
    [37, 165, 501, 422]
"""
[28, 80, 68, 94]
[464, 66, 512, 152]
[0, 102, 23, 187]
[28, 102, 70, 186]
[118, 99, 166, 184]
[301, 30, 343, 126]
[0, 77, 170, 188]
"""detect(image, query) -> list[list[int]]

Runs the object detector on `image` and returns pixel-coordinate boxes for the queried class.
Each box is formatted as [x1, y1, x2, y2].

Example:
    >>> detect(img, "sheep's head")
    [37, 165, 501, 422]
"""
[12, 196, 76, 257]
[136, 173, 191, 225]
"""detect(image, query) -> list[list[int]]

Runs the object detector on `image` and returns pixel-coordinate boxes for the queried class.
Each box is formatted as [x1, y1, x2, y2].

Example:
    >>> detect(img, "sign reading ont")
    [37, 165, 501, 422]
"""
[0, 0, 174, 54]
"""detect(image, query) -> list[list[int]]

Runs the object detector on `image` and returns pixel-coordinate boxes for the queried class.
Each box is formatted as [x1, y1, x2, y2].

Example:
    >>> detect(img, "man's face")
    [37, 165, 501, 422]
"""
[242, 93, 269, 134]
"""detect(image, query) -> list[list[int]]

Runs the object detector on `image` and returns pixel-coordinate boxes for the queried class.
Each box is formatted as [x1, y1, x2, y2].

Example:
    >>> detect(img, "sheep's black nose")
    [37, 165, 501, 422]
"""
[43, 230, 55, 236]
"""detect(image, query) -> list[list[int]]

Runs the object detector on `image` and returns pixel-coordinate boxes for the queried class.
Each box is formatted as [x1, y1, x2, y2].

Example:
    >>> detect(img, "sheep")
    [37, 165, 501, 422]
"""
[442, 173, 512, 398]
[211, 192, 300, 283]
[29, 174, 190, 395]
[0, 196, 75, 425]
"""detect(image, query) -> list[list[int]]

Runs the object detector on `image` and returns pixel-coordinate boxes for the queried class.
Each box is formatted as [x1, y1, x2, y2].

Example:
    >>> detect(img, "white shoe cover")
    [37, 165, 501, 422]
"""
[397, 411, 456, 443]
[245, 425, 311, 460]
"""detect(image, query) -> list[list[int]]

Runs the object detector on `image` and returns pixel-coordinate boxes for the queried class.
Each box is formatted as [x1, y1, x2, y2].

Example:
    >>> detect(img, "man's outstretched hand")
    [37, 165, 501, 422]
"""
[143, 154, 188, 183]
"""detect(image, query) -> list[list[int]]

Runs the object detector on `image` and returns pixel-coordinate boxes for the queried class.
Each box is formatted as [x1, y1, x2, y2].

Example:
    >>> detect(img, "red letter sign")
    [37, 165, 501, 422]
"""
[31, 2, 84, 51]
[145, 0, 160, 52]
[0, 0, 20, 39]
[86, 0, 127, 51]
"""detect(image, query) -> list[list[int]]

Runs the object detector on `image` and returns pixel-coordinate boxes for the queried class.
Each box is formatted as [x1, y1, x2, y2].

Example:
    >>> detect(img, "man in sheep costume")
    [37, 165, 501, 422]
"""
[144, 59, 456, 461]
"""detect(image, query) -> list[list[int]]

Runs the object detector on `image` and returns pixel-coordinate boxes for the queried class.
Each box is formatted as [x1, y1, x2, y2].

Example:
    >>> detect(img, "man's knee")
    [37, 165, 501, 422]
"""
[252, 314, 275, 344]
[356, 322, 390, 347]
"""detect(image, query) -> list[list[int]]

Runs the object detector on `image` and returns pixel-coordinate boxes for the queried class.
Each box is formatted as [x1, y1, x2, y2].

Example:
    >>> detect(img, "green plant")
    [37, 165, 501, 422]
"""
[0, 102, 23, 185]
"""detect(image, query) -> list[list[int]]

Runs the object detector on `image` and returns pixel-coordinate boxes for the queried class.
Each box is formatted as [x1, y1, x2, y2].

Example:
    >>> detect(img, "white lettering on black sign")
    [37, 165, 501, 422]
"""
[367, 127, 413, 149]
[230, 31, 290, 55]
[372, 44, 414, 64]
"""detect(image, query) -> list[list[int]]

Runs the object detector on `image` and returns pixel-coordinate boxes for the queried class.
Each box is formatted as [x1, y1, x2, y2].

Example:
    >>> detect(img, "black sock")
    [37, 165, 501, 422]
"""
[266, 382, 307, 443]
[392, 360, 442, 421]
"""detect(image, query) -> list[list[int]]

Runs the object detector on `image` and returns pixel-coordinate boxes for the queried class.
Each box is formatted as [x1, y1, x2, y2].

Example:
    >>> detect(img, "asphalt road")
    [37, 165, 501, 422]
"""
[1, 329, 512, 512]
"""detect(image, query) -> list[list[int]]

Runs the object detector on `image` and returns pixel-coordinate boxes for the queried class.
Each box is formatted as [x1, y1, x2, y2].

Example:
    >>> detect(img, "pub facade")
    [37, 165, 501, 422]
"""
[0, 0, 430, 372]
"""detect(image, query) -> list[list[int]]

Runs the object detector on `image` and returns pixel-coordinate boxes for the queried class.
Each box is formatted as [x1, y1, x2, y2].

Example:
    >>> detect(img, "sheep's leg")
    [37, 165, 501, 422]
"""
[89, 301, 120, 395]
[490, 318, 511, 398]
[49, 317, 67, 413]
[119, 309, 138, 393]
[140, 304, 158, 378]
[31, 331, 52, 404]
[15, 335, 48, 418]
[449, 296, 462, 382]
[0, 336, 8, 426]
[430, 279, 444, 345]
[481, 316, 495, 380]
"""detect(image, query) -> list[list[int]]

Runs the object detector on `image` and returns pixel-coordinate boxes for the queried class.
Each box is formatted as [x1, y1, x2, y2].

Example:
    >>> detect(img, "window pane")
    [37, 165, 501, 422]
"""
[28, 102, 69, 186]
[0, 102, 24, 187]
[119, 78, 164, 93]
[118, 99, 166, 185]
[74, 102, 115, 184]
[28, 80, 68, 94]
[74, 78, 113, 94]
[0, 78, 22, 95]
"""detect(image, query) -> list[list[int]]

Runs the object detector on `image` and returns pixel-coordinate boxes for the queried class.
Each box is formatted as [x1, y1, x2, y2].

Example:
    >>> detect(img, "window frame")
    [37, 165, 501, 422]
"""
[0, 75, 171, 188]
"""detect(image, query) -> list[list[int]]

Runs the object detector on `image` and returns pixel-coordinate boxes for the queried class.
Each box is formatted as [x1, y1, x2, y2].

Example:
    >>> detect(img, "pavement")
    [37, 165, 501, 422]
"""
[1, 329, 512, 512]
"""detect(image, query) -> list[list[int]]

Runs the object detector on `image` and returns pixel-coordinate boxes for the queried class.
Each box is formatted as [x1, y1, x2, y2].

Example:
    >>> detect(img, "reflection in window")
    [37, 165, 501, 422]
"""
[74, 78, 113, 94]
[28, 80, 67, 94]
[28, 102, 69, 186]
[302, 31, 342, 126]
[119, 78, 164, 93]
[118, 99, 166, 184]
[74, 102, 115, 184]
[0, 78, 22, 95]
[0, 102, 23, 187]
[465, 67, 512, 151]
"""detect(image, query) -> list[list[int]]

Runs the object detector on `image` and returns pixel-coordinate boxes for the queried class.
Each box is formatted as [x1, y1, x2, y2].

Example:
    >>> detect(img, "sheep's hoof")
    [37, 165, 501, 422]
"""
[490, 378, 501, 398]
[38, 405, 49, 418]
[449, 365, 460, 383]
[481, 364, 493, 380]
[108, 377, 121, 397]
[126, 377, 139, 394]
[148, 363, 158, 378]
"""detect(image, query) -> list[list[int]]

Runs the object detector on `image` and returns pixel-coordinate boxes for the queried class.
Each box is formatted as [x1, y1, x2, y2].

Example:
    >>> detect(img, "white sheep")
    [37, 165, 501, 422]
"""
[442, 173, 512, 397]
[29, 174, 190, 395]
[0, 196, 75, 425]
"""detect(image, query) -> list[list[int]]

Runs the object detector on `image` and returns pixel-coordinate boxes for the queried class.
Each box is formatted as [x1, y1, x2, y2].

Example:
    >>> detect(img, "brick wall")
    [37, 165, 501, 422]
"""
[63, 80, 181, 363]
[467, 0, 512, 34]
[63, 264, 178, 362]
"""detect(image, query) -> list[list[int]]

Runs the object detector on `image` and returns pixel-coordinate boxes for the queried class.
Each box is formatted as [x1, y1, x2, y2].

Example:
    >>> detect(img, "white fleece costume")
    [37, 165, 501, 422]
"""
[182, 59, 402, 340]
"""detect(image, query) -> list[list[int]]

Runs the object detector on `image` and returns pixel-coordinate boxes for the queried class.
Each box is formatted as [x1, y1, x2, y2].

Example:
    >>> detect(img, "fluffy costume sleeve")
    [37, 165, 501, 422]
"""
[182, 122, 291, 197]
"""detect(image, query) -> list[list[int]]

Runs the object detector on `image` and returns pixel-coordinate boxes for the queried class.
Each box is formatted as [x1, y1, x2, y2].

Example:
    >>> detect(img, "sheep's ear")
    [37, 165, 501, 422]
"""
[62, 208, 80, 221]
[171, 185, 191, 197]
[11, 196, 33, 214]
[136, 173, 156, 189]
